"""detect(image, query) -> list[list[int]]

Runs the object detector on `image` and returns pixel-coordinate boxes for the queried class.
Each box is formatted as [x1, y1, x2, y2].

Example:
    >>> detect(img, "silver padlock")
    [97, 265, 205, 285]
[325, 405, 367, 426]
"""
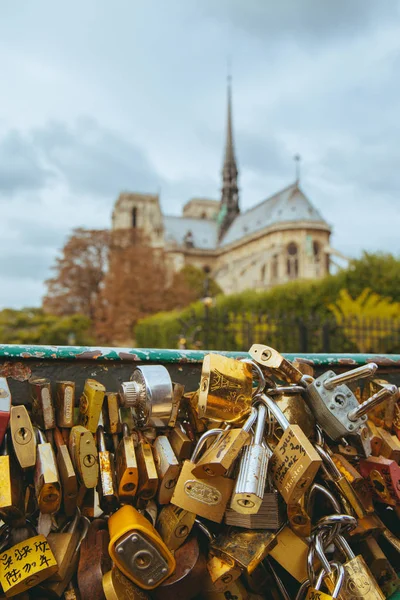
[304, 363, 392, 440]
[230, 403, 269, 514]
[120, 365, 173, 428]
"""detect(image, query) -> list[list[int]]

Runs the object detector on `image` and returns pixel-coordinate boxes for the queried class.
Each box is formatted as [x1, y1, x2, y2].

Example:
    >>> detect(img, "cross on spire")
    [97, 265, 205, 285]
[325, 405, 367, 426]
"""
[294, 154, 301, 183]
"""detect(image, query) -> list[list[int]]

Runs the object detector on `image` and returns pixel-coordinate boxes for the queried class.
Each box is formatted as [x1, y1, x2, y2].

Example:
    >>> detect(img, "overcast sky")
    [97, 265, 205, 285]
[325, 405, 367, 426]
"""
[1, 1, 400, 309]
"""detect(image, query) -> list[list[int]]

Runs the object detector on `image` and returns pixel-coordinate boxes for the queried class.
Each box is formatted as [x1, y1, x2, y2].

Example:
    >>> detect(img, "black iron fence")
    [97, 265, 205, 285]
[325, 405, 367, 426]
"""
[178, 310, 400, 353]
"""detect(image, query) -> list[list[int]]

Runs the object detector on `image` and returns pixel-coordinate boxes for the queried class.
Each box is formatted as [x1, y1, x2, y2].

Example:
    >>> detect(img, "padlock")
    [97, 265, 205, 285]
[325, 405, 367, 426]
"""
[354, 536, 400, 598]
[359, 455, 400, 505]
[102, 565, 150, 600]
[305, 364, 397, 441]
[209, 527, 278, 575]
[0, 534, 58, 596]
[324, 534, 385, 600]
[55, 381, 75, 430]
[53, 427, 78, 517]
[0, 432, 26, 527]
[46, 510, 82, 582]
[102, 391, 121, 451]
[168, 424, 193, 460]
[68, 425, 98, 489]
[315, 443, 367, 519]
[331, 452, 375, 515]
[230, 404, 269, 514]
[225, 487, 285, 529]
[206, 554, 242, 592]
[0, 378, 11, 446]
[34, 428, 62, 514]
[153, 435, 180, 504]
[197, 353, 253, 423]
[29, 377, 56, 432]
[169, 381, 184, 428]
[42, 516, 89, 598]
[140, 499, 158, 528]
[78, 378, 105, 433]
[96, 425, 119, 513]
[136, 434, 159, 500]
[119, 405, 136, 433]
[242, 561, 282, 600]
[171, 429, 235, 523]
[367, 420, 384, 456]
[363, 378, 399, 429]
[156, 504, 196, 552]
[287, 495, 312, 538]
[77, 518, 111, 600]
[272, 388, 316, 440]
[151, 535, 207, 600]
[116, 422, 138, 502]
[192, 406, 258, 479]
[184, 389, 206, 434]
[269, 524, 311, 583]
[249, 343, 305, 383]
[108, 504, 176, 589]
[376, 425, 400, 463]
[9, 405, 36, 469]
[120, 365, 173, 428]
[261, 394, 322, 504]
[306, 561, 345, 600]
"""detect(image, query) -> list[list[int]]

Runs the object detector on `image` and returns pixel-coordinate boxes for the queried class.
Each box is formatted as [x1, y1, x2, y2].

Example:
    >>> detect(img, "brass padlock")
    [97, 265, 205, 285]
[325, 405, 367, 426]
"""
[171, 429, 235, 523]
[97, 425, 119, 513]
[354, 537, 400, 598]
[78, 378, 105, 433]
[47, 509, 82, 582]
[249, 344, 304, 384]
[306, 561, 345, 600]
[197, 354, 253, 423]
[102, 392, 121, 451]
[269, 524, 311, 583]
[169, 382, 185, 428]
[0, 432, 25, 528]
[34, 428, 61, 514]
[29, 377, 56, 432]
[116, 423, 138, 502]
[261, 394, 322, 504]
[184, 389, 206, 434]
[168, 424, 193, 460]
[153, 435, 180, 504]
[156, 504, 196, 552]
[0, 378, 11, 447]
[332, 452, 374, 515]
[206, 554, 242, 592]
[377, 425, 400, 462]
[53, 427, 78, 517]
[136, 434, 159, 500]
[0, 534, 58, 596]
[192, 407, 258, 479]
[9, 405, 36, 470]
[55, 381, 75, 430]
[68, 425, 99, 489]
[209, 527, 278, 575]
[103, 565, 150, 599]
[226, 486, 285, 530]
[108, 504, 176, 590]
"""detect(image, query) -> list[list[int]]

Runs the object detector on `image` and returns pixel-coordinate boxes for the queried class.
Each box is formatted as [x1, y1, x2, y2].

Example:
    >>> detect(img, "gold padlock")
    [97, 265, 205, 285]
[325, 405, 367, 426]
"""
[171, 429, 235, 523]
[156, 504, 196, 552]
[78, 378, 105, 433]
[9, 405, 36, 470]
[68, 425, 99, 489]
[136, 434, 159, 500]
[249, 344, 304, 384]
[54, 427, 78, 517]
[103, 565, 150, 599]
[168, 424, 193, 461]
[209, 528, 278, 575]
[47, 509, 82, 582]
[103, 392, 121, 451]
[116, 423, 138, 502]
[0, 432, 26, 527]
[206, 555, 242, 592]
[29, 377, 56, 431]
[153, 435, 180, 505]
[34, 428, 62, 514]
[55, 381, 75, 429]
[197, 354, 253, 423]
[97, 425, 119, 513]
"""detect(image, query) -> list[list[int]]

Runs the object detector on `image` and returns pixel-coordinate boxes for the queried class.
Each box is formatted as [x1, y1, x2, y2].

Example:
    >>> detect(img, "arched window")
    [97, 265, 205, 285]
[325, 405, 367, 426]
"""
[287, 242, 299, 279]
[313, 241, 321, 275]
[271, 255, 278, 281]
[132, 207, 137, 228]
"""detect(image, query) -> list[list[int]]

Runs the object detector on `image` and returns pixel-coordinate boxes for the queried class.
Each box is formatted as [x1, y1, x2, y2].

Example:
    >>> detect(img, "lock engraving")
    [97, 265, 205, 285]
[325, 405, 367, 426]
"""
[184, 480, 222, 505]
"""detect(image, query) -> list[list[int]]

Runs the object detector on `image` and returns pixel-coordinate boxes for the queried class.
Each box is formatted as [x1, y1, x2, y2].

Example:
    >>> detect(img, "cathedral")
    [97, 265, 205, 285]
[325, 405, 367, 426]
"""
[112, 82, 333, 295]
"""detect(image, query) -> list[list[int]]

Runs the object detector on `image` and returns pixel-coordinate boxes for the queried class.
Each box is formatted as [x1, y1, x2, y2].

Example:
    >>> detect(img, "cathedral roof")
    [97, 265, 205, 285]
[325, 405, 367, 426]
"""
[163, 215, 218, 250]
[219, 182, 329, 246]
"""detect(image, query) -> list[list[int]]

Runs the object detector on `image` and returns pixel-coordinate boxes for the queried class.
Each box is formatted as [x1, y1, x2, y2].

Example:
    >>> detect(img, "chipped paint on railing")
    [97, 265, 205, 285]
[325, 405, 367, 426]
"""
[0, 345, 400, 368]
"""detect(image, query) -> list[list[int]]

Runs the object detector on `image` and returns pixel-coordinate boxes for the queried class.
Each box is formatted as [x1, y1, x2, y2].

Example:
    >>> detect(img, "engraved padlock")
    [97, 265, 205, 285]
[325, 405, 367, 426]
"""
[0, 378, 11, 446]
[249, 344, 305, 384]
[108, 504, 176, 590]
[230, 404, 269, 514]
[261, 394, 322, 504]
[120, 365, 173, 428]
[9, 405, 36, 470]
[55, 381, 75, 429]
[171, 429, 235, 523]
[156, 504, 196, 552]
[102, 565, 150, 600]
[209, 527, 278, 575]
[359, 455, 400, 506]
[306, 561, 345, 600]
[192, 406, 258, 479]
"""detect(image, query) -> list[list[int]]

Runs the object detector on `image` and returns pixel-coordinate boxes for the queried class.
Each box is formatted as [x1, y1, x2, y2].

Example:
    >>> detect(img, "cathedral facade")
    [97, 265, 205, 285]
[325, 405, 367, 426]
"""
[112, 84, 332, 295]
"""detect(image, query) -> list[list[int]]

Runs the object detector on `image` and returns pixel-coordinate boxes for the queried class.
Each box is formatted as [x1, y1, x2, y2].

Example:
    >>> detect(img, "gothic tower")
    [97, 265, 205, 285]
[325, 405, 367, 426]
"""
[218, 76, 240, 240]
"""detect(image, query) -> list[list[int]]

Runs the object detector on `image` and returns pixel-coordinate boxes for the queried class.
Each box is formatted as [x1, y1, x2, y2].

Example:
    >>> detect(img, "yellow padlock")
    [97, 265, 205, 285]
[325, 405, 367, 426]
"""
[108, 504, 175, 590]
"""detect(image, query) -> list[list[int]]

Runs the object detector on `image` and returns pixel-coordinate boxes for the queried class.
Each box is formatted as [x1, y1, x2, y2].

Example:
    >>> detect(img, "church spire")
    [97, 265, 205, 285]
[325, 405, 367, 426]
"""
[218, 74, 240, 241]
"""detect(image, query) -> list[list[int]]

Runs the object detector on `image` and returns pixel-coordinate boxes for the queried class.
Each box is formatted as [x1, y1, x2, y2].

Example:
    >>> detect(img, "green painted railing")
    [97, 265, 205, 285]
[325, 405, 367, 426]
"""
[1, 345, 400, 367]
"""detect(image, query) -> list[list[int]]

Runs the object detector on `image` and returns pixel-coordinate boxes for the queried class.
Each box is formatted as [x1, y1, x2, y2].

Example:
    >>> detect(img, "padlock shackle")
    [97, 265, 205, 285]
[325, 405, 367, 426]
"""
[315, 560, 345, 598]
[334, 533, 356, 561]
[240, 358, 266, 397]
[314, 444, 342, 480]
[242, 406, 258, 433]
[323, 363, 377, 390]
[254, 403, 268, 445]
[96, 425, 107, 453]
[191, 429, 224, 463]
[347, 384, 398, 421]
[194, 518, 214, 541]
[259, 394, 290, 431]
[121, 422, 130, 438]
[35, 427, 47, 445]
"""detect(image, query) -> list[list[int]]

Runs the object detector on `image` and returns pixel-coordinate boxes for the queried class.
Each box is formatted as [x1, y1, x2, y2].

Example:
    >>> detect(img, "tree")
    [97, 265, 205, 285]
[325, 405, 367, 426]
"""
[94, 229, 169, 344]
[164, 265, 223, 309]
[43, 228, 110, 320]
